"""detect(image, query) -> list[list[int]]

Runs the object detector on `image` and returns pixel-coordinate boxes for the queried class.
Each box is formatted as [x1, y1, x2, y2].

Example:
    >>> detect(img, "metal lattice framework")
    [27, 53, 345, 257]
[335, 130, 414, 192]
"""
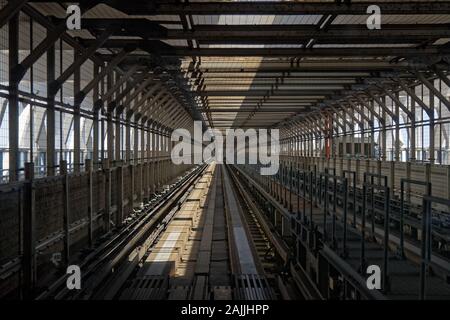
[1, 0, 450, 181]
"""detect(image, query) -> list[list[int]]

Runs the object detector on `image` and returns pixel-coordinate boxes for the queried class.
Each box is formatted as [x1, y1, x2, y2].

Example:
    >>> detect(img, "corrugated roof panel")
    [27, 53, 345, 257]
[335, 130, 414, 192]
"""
[333, 14, 450, 24]
[67, 29, 95, 39]
[162, 39, 189, 47]
[192, 14, 322, 25]
[30, 2, 66, 18]
[83, 4, 128, 18]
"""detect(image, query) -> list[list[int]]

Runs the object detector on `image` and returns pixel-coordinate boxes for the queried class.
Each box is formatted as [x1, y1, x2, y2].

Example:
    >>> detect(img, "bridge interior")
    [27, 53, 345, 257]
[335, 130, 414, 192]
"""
[1, 0, 450, 301]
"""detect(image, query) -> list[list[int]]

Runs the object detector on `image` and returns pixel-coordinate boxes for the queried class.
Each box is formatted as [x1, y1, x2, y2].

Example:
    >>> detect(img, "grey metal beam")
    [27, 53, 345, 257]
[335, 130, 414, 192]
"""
[148, 95, 172, 120]
[434, 69, 450, 89]
[415, 71, 450, 113]
[100, 65, 140, 103]
[74, 49, 81, 172]
[396, 79, 432, 116]
[337, 102, 364, 128]
[75, 49, 132, 104]
[96, 43, 448, 57]
[169, 46, 448, 58]
[108, 74, 152, 113]
[68, 19, 450, 40]
[366, 91, 399, 123]
[92, 63, 100, 168]
[47, 43, 56, 176]
[8, 14, 19, 181]
[0, 99, 7, 126]
[123, 79, 160, 107]
[49, 27, 115, 97]
[134, 85, 165, 113]
[378, 86, 414, 120]
[347, 100, 373, 126]
[353, 94, 383, 123]
[12, 22, 66, 83]
[102, 1, 450, 15]
[327, 105, 355, 130]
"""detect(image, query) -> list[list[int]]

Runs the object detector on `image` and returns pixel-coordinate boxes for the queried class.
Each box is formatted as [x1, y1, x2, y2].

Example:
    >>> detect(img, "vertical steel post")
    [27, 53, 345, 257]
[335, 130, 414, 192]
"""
[103, 158, 111, 233]
[400, 180, 405, 258]
[85, 159, 94, 247]
[420, 197, 429, 300]
[342, 178, 348, 257]
[383, 186, 390, 293]
[22, 162, 35, 298]
[360, 183, 367, 274]
[332, 177, 337, 248]
[8, 14, 19, 181]
[60, 160, 70, 266]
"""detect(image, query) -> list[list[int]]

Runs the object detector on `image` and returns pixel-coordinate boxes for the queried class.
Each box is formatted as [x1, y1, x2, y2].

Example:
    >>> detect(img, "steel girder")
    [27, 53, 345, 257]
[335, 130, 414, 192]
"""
[49, 27, 115, 98]
[0, 0, 28, 29]
[75, 49, 132, 105]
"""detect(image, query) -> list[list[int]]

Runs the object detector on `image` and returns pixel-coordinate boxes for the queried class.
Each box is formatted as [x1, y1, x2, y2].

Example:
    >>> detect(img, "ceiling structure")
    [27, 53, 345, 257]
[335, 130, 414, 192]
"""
[26, 0, 450, 133]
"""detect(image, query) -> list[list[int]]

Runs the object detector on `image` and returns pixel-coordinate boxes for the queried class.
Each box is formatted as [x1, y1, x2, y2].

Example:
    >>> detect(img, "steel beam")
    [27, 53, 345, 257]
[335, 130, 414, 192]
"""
[100, 65, 141, 103]
[378, 86, 414, 120]
[75, 49, 132, 104]
[397, 79, 432, 116]
[8, 14, 19, 182]
[12, 22, 66, 83]
[49, 27, 115, 97]
[46, 43, 56, 176]
[366, 91, 398, 123]
[0, 0, 28, 29]
[156, 46, 447, 58]
[102, 1, 450, 15]
[415, 71, 450, 113]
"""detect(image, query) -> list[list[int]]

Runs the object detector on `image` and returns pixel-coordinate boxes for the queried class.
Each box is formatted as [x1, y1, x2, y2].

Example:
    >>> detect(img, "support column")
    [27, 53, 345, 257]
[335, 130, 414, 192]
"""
[85, 159, 94, 247]
[139, 117, 145, 203]
[146, 120, 151, 200]
[22, 162, 35, 298]
[168, 128, 173, 181]
[103, 158, 111, 233]
[410, 100, 416, 161]
[92, 64, 100, 170]
[115, 108, 122, 162]
[46, 42, 56, 176]
[429, 91, 435, 164]
[60, 160, 70, 266]
[125, 111, 132, 163]
[117, 164, 124, 226]
[155, 126, 160, 191]
[134, 114, 141, 164]
[106, 73, 114, 163]
[8, 14, 19, 181]
[73, 49, 81, 173]
[151, 122, 156, 194]
[394, 93, 400, 161]
[381, 97, 387, 161]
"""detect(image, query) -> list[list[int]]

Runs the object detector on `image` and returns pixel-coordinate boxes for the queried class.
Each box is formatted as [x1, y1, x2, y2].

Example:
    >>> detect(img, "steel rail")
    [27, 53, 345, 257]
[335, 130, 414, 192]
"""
[36, 164, 206, 300]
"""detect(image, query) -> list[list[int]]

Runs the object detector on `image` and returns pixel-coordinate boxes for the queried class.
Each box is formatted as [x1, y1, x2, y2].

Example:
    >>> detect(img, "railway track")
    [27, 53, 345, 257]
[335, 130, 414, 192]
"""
[115, 164, 281, 300]
[36, 164, 208, 300]
[238, 163, 450, 300]
[37, 163, 315, 300]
